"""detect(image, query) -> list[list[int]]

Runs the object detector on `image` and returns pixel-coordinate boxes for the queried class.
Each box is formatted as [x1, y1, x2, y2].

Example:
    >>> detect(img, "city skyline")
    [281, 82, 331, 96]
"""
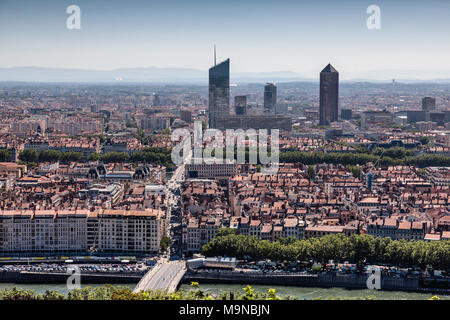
[1, 0, 450, 80]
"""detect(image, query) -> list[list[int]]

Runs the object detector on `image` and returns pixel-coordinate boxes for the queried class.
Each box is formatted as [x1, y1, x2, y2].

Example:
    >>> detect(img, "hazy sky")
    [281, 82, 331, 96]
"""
[1, 0, 450, 78]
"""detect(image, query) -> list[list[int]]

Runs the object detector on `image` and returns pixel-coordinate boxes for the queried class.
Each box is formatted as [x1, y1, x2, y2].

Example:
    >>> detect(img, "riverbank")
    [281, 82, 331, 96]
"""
[178, 283, 450, 300]
[0, 283, 136, 296]
[182, 270, 450, 295]
[0, 282, 446, 300]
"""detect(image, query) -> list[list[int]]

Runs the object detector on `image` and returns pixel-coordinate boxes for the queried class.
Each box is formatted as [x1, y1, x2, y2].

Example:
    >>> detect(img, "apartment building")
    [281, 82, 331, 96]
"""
[0, 162, 27, 178]
[90, 209, 165, 254]
[0, 210, 88, 254]
[367, 217, 428, 241]
[283, 216, 306, 239]
[0, 209, 165, 254]
[183, 218, 201, 254]
[185, 162, 238, 179]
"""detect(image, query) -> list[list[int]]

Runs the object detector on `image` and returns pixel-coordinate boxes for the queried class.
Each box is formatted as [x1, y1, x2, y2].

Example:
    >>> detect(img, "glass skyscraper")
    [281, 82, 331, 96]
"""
[264, 83, 277, 115]
[319, 64, 339, 126]
[209, 59, 230, 128]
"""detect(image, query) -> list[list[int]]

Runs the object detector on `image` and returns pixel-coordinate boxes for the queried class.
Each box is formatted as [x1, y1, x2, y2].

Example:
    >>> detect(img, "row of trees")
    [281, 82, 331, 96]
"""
[19, 149, 82, 163]
[13, 146, 450, 169]
[16, 147, 174, 169]
[0, 149, 10, 162]
[201, 232, 450, 271]
[279, 151, 450, 167]
[130, 148, 174, 170]
[88, 147, 174, 169]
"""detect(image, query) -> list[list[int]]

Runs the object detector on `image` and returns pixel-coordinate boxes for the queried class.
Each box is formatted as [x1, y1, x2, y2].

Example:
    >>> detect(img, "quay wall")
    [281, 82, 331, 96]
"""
[0, 271, 141, 284]
[182, 270, 422, 292]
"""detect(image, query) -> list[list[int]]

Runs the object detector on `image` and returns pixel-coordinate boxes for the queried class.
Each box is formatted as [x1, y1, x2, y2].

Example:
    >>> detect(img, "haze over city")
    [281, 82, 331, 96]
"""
[1, 0, 450, 81]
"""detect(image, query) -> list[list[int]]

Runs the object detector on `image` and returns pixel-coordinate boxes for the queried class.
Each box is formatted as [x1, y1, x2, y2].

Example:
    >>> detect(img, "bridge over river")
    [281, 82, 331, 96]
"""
[133, 260, 186, 293]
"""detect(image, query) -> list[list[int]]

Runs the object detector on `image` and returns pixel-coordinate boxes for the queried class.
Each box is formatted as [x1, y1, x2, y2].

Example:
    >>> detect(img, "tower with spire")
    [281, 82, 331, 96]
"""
[319, 63, 339, 126]
[208, 45, 230, 128]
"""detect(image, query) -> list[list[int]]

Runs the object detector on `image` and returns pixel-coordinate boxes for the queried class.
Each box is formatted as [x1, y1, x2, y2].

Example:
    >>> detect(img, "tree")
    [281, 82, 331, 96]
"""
[19, 149, 39, 162]
[200, 233, 450, 271]
[419, 136, 431, 145]
[60, 152, 82, 163]
[0, 149, 11, 162]
[307, 165, 315, 181]
[347, 165, 361, 178]
[39, 150, 62, 162]
[160, 235, 171, 252]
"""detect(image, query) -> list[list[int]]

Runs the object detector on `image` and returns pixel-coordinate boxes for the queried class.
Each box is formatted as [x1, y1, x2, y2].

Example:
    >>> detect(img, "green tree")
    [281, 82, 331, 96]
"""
[160, 235, 172, 252]
[0, 149, 11, 162]
[39, 150, 62, 162]
[307, 165, 315, 180]
[19, 149, 39, 162]
[60, 152, 82, 163]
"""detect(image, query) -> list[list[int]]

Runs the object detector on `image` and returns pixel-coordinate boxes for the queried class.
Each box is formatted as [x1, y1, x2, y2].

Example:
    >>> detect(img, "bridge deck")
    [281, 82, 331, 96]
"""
[134, 260, 186, 293]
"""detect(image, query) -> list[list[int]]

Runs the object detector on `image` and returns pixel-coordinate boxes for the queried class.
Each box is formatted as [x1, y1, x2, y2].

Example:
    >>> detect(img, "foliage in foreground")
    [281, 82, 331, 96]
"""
[0, 284, 442, 301]
[0, 284, 284, 300]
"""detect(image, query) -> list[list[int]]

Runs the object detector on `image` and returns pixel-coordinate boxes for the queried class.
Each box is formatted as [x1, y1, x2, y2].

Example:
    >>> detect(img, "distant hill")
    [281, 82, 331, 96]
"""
[1, 66, 449, 83]
[0, 67, 311, 83]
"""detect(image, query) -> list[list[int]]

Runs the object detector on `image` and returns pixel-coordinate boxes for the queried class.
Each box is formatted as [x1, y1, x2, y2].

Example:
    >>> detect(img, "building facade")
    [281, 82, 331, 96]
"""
[234, 95, 247, 116]
[422, 97, 436, 111]
[0, 209, 166, 254]
[215, 114, 292, 131]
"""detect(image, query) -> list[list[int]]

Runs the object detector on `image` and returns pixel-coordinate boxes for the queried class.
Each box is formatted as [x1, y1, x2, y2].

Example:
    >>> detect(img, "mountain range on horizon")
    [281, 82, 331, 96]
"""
[1, 66, 450, 84]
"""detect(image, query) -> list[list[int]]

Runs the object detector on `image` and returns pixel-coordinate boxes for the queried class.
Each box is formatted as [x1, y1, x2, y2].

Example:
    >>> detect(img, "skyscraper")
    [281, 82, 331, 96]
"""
[319, 64, 339, 126]
[209, 59, 230, 128]
[234, 95, 247, 115]
[422, 97, 436, 111]
[264, 83, 277, 114]
[153, 93, 160, 106]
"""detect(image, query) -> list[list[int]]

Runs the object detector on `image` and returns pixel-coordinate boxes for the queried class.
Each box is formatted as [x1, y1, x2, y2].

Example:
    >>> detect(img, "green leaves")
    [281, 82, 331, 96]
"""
[160, 235, 172, 252]
[19, 149, 82, 163]
[0, 149, 11, 162]
[279, 149, 450, 168]
[201, 233, 450, 271]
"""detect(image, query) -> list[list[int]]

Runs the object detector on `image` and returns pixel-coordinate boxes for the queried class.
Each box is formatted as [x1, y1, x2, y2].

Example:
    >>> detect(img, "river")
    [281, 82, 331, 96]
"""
[0, 282, 448, 300]
[178, 283, 449, 300]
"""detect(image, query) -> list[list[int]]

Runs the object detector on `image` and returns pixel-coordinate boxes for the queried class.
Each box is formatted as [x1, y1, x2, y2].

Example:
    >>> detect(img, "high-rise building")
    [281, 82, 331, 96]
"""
[215, 114, 292, 132]
[422, 97, 436, 111]
[264, 83, 277, 114]
[361, 110, 395, 129]
[341, 109, 352, 120]
[180, 109, 192, 122]
[153, 93, 160, 106]
[234, 95, 247, 115]
[407, 110, 428, 123]
[319, 64, 339, 126]
[209, 59, 230, 128]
